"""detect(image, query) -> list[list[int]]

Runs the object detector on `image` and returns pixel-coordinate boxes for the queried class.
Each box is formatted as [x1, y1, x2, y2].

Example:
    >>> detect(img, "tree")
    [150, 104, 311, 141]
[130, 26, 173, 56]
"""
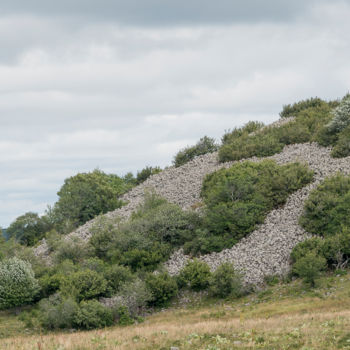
[6, 212, 51, 246]
[0, 257, 39, 309]
[52, 169, 132, 232]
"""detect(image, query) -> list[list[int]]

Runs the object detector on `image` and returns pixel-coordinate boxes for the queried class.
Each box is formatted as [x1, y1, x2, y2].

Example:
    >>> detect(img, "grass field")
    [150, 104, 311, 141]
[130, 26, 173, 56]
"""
[1, 272, 350, 349]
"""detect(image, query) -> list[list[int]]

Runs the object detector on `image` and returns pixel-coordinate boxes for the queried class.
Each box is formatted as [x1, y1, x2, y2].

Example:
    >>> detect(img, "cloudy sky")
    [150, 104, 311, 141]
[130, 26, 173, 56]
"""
[1, 0, 350, 227]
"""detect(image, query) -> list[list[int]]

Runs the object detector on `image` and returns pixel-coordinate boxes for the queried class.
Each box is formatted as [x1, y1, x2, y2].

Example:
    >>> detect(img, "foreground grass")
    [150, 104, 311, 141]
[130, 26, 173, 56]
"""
[2, 272, 350, 349]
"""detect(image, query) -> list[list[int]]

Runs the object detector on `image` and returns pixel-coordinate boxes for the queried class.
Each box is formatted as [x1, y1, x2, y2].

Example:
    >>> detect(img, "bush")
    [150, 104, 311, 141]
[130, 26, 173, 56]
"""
[39, 293, 79, 329]
[74, 300, 113, 330]
[136, 166, 162, 184]
[279, 97, 325, 118]
[327, 95, 350, 134]
[210, 263, 243, 298]
[331, 125, 350, 158]
[178, 259, 211, 291]
[53, 237, 94, 264]
[105, 279, 151, 317]
[113, 305, 134, 326]
[218, 101, 333, 163]
[299, 174, 350, 237]
[145, 272, 178, 306]
[61, 269, 107, 301]
[292, 251, 326, 287]
[219, 133, 283, 162]
[173, 136, 218, 167]
[290, 237, 324, 263]
[194, 160, 313, 253]
[104, 264, 134, 296]
[0, 257, 39, 309]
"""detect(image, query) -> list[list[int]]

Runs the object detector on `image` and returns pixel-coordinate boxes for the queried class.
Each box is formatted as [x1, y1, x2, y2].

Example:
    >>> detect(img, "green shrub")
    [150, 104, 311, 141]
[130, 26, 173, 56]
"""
[0, 257, 40, 309]
[39, 293, 79, 329]
[219, 133, 283, 162]
[114, 305, 134, 326]
[136, 166, 162, 184]
[299, 174, 350, 237]
[279, 97, 325, 118]
[292, 251, 326, 287]
[173, 136, 218, 167]
[327, 95, 350, 134]
[331, 125, 350, 158]
[38, 273, 64, 298]
[109, 279, 151, 317]
[209, 263, 243, 298]
[221, 121, 265, 144]
[290, 237, 324, 263]
[104, 264, 134, 296]
[145, 272, 178, 306]
[53, 237, 94, 264]
[61, 269, 107, 301]
[218, 101, 334, 163]
[74, 300, 113, 330]
[178, 259, 211, 291]
[195, 160, 313, 253]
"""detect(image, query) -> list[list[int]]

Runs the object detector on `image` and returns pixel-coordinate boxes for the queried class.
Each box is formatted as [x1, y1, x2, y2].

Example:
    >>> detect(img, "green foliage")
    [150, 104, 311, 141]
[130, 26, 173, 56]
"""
[178, 259, 211, 291]
[219, 102, 333, 163]
[331, 125, 350, 158]
[327, 95, 350, 134]
[61, 269, 107, 301]
[145, 272, 178, 306]
[104, 264, 134, 296]
[173, 136, 218, 167]
[111, 279, 151, 317]
[6, 212, 52, 246]
[0, 257, 39, 309]
[290, 237, 324, 263]
[53, 237, 94, 264]
[292, 251, 326, 287]
[300, 174, 350, 237]
[74, 300, 113, 330]
[209, 263, 243, 298]
[136, 166, 162, 184]
[219, 132, 283, 162]
[39, 294, 79, 329]
[90, 192, 200, 270]
[51, 169, 132, 232]
[114, 305, 134, 326]
[279, 97, 325, 118]
[188, 160, 313, 254]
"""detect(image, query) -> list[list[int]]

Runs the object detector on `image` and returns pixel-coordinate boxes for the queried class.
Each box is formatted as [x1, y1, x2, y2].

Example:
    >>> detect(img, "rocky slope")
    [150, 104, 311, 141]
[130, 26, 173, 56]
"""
[34, 117, 350, 286]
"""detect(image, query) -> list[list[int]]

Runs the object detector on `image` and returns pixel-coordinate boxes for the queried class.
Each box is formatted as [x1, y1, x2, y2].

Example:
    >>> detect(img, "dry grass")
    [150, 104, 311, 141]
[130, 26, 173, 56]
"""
[2, 273, 350, 349]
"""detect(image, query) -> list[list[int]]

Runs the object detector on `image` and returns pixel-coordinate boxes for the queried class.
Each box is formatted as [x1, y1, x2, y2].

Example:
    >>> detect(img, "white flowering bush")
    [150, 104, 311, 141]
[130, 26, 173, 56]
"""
[0, 257, 39, 309]
[327, 95, 350, 133]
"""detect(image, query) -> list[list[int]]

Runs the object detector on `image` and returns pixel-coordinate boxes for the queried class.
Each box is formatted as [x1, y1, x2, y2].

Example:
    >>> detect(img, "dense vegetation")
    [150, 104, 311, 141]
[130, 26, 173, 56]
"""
[173, 136, 218, 167]
[291, 173, 350, 286]
[184, 160, 313, 254]
[219, 95, 350, 162]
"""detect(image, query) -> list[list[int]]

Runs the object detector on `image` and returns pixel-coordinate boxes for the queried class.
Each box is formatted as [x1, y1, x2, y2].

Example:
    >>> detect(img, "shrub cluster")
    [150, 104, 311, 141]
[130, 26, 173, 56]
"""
[173, 136, 218, 167]
[279, 97, 326, 118]
[184, 160, 313, 254]
[299, 174, 350, 237]
[292, 174, 350, 287]
[219, 102, 333, 162]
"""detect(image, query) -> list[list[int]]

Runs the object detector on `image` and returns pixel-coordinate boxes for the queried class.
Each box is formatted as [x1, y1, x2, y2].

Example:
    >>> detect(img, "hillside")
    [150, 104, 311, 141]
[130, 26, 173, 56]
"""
[1, 94, 350, 341]
[34, 122, 350, 286]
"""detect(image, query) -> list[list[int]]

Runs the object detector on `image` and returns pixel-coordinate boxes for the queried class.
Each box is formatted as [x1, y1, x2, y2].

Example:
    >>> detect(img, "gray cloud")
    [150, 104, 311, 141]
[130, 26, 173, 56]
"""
[0, 0, 320, 25]
[1, 0, 350, 227]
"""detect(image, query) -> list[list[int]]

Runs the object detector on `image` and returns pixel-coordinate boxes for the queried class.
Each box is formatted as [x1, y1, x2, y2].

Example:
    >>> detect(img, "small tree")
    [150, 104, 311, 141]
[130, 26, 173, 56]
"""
[327, 95, 350, 133]
[178, 259, 211, 291]
[145, 272, 178, 306]
[292, 252, 326, 287]
[210, 262, 243, 298]
[0, 257, 40, 309]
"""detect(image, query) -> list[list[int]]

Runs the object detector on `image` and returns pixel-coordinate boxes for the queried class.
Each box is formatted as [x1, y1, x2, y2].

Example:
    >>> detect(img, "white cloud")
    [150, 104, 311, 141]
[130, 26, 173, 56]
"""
[1, 1, 350, 226]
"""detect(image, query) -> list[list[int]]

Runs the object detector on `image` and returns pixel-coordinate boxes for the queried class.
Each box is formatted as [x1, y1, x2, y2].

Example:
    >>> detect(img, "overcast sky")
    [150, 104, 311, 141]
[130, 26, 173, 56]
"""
[1, 0, 350, 227]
